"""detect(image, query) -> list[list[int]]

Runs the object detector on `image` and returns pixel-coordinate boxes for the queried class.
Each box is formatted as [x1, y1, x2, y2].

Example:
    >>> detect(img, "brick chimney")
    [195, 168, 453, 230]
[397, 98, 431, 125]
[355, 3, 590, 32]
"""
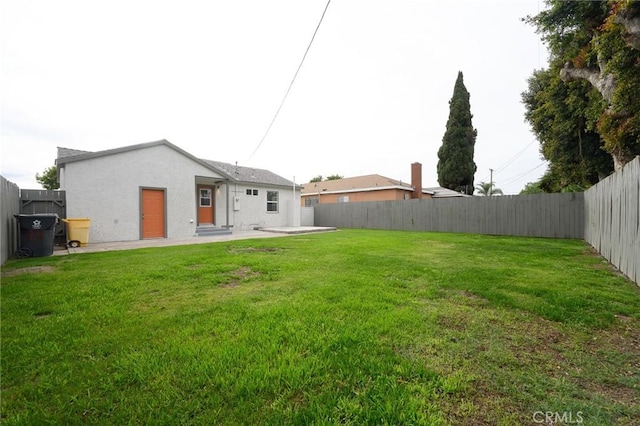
[411, 162, 422, 199]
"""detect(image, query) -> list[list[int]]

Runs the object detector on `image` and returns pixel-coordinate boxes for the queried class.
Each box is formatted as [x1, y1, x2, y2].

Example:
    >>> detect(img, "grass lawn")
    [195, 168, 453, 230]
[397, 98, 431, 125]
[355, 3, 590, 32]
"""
[1, 229, 639, 425]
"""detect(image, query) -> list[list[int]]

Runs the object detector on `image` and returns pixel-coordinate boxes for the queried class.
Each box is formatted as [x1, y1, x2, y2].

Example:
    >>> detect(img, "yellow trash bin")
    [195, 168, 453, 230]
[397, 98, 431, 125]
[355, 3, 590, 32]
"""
[62, 218, 91, 247]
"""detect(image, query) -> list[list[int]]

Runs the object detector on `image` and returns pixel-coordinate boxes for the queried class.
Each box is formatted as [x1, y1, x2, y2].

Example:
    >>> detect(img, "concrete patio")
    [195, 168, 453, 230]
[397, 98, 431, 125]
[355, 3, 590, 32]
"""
[55, 226, 337, 255]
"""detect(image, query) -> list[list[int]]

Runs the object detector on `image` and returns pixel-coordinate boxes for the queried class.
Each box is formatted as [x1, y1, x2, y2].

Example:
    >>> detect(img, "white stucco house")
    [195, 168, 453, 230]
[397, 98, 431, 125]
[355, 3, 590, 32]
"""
[56, 139, 301, 243]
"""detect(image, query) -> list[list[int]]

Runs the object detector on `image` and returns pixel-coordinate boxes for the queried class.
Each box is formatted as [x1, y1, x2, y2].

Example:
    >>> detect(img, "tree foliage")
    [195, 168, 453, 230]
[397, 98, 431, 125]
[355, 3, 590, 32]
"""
[522, 66, 613, 190]
[35, 165, 59, 190]
[437, 71, 477, 195]
[520, 182, 545, 195]
[475, 181, 503, 196]
[525, 0, 640, 173]
[309, 174, 343, 182]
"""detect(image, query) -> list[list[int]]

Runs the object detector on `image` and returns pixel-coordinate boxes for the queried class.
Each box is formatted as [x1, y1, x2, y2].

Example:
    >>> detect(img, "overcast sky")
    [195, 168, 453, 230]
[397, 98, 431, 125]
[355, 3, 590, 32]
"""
[1, 0, 548, 194]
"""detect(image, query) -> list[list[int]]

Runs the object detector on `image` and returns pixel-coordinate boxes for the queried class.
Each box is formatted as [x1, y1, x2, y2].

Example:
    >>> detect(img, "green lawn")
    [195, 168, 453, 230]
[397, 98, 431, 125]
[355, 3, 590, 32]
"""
[1, 229, 639, 425]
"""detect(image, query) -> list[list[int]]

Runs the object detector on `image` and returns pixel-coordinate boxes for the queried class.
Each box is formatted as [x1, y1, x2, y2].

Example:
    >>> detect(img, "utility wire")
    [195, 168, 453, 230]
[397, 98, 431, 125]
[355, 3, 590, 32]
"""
[501, 161, 548, 187]
[479, 139, 538, 182]
[246, 0, 332, 162]
[494, 139, 537, 174]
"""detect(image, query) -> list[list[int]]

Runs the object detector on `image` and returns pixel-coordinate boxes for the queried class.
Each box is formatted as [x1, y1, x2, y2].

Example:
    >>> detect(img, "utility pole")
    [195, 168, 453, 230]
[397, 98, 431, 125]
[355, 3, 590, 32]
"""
[489, 168, 494, 196]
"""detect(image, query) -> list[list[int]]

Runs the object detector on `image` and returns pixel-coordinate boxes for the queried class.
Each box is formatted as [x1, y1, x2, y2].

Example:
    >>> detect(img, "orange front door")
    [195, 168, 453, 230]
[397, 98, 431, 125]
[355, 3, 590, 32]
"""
[198, 186, 214, 225]
[142, 189, 165, 239]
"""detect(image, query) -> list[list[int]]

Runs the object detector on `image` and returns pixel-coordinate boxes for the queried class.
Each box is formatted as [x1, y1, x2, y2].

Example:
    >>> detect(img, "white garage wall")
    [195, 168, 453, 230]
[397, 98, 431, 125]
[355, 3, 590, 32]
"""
[62, 144, 225, 242]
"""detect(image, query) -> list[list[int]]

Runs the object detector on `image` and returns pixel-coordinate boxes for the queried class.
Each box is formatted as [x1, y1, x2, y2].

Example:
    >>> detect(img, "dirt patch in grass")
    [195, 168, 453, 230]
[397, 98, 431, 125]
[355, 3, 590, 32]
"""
[440, 383, 526, 425]
[584, 381, 639, 407]
[430, 301, 638, 421]
[578, 315, 640, 406]
[1, 265, 56, 277]
[589, 315, 640, 360]
[228, 247, 283, 254]
[221, 266, 262, 288]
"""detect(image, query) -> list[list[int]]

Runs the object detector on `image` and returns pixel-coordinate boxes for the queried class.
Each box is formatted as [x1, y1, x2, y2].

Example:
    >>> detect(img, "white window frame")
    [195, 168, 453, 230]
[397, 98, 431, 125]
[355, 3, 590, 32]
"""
[267, 191, 279, 213]
[200, 188, 212, 207]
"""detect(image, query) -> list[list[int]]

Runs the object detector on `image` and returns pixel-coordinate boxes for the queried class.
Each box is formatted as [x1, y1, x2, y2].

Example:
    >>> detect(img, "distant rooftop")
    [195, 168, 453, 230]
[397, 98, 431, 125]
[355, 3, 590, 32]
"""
[301, 174, 412, 194]
[300, 174, 469, 198]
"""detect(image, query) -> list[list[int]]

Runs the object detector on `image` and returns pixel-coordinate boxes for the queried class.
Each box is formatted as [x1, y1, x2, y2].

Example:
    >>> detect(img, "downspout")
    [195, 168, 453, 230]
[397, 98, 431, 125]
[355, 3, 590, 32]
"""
[225, 178, 230, 229]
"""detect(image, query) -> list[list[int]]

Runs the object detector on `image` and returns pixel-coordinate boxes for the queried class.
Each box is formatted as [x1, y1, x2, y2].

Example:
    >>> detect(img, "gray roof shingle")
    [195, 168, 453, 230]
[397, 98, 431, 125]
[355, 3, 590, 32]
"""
[57, 147, 92, 159]
[203, 160, 295, 187]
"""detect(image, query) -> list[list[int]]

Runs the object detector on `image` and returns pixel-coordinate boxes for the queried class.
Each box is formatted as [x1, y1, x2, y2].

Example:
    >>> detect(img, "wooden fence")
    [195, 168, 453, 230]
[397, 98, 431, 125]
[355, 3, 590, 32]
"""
[584, 156, 639, 285]
[1, 176, 21, 265]
[0, 179, 67, 265]
[315, 192, 585, 239]
[20, 189, 67, 243]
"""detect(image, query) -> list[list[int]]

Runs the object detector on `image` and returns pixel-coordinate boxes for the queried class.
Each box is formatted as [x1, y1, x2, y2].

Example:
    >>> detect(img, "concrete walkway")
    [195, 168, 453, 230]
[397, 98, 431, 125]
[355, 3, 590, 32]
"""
[55, 226, 337, 255]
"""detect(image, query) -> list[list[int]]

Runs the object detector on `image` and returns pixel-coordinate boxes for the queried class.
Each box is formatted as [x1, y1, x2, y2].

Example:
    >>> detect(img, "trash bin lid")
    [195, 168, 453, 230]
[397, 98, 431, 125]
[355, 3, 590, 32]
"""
[14, 214, 59, 229]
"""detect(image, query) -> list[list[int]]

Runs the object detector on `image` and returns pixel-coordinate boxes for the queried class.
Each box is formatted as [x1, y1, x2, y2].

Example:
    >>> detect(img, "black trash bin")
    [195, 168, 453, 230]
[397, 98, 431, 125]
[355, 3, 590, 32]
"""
[14, 214, 59, 258]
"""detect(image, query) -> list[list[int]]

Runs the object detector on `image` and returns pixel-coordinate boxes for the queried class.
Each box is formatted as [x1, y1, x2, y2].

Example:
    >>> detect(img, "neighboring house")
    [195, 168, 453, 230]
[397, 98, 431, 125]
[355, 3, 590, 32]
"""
[300, 162, 468, 206]
[56, 140, 300, 243]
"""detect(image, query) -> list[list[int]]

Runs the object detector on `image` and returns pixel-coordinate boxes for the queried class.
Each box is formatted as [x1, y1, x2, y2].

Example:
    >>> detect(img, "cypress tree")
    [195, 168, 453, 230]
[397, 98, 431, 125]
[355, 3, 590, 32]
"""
[437, 71, 477, 195]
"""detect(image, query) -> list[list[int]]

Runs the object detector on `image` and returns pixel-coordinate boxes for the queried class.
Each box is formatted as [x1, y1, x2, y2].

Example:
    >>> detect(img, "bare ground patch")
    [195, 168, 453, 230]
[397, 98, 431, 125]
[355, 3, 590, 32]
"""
[578, 315, 640, 406]
[221, 266, 262, 288]
[228, 247, 283, 254]
[428, 302, 640, 423]
[34, 310, 55, 319]
[2, 265, 56, 277]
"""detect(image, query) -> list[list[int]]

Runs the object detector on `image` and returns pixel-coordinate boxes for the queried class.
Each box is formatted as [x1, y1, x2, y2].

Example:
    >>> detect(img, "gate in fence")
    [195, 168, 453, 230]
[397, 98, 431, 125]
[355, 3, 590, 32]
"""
[20, 189, 67, 243]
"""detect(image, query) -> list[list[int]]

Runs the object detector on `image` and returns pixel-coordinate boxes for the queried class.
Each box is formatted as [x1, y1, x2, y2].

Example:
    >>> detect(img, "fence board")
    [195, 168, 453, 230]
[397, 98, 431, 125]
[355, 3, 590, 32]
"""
[583, 156, 638, 286]
[585, 158, 637, 284]
[1, 176, 21, 264]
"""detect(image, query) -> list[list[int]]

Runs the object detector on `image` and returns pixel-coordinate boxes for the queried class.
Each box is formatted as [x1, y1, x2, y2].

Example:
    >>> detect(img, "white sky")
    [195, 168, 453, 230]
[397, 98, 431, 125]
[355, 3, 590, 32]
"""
[1, 0, 548, 194]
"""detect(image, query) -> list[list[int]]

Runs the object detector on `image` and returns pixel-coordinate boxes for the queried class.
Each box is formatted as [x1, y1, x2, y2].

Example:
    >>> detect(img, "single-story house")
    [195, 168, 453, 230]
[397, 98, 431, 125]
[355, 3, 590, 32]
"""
[56, 139, 301, 243]
[300, 162, 468, 206]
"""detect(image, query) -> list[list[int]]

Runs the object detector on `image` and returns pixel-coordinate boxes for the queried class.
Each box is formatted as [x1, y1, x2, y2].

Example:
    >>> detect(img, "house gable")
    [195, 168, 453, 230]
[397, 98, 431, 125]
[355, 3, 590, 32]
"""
[57, 139, 235, 181]
[57, 140, 297, 188]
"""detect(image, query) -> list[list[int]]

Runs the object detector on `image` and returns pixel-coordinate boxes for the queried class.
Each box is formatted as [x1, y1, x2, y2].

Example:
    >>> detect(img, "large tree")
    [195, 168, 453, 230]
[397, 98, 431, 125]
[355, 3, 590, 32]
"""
[526, 0, 640, 171]
[522, 66, 614, 191]
[437, 71, 477, 195]
[35, 165, 59, 190]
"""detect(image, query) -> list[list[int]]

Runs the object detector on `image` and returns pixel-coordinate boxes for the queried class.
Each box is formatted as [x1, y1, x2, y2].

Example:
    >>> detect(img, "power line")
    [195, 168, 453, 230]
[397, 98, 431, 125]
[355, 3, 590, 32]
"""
[479, 139, 538, 182]
[246, 0, 332, 162]
[501, 161, 548, 187]
[494, 139, 537, 174]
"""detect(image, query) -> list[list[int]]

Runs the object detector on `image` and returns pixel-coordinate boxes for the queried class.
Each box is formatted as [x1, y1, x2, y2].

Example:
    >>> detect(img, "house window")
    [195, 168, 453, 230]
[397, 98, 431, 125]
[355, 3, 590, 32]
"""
[253, 189, 258, 196]
[200, 189, 211, 206]
[305, 197, 319, 207]
[267, 191, 279, 212]
[246, 189, 259, 196]
[337, 195, 349, 203]
[246, 189, 252, 195]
